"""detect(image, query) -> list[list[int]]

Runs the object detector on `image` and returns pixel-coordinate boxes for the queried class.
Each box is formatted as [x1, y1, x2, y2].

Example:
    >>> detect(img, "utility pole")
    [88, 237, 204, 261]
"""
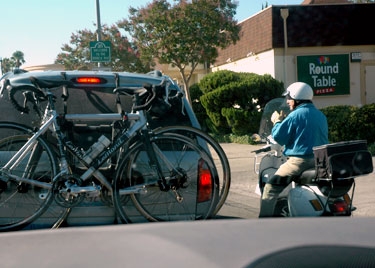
[96, 0, 102, 69]
[280, 8, 289, 86]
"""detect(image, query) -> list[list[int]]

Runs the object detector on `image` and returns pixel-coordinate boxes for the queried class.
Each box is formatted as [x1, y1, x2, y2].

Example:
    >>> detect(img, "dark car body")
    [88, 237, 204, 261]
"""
[0, 69, 199, 130]
[0, 69, 202, 228]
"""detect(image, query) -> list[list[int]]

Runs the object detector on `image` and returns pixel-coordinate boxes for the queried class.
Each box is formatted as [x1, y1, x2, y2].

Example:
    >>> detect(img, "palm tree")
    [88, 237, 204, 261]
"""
[11, 51, 26, 68]
[0, 57, 16, 73]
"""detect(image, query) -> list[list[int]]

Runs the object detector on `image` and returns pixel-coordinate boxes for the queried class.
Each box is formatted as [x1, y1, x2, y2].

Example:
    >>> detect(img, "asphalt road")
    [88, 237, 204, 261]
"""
[216, 143, 375, 219]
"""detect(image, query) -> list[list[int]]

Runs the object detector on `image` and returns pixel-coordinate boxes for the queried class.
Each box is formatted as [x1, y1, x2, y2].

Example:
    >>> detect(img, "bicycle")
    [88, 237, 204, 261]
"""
[0, 76, 221, 231]
[152, 125, 231, 217]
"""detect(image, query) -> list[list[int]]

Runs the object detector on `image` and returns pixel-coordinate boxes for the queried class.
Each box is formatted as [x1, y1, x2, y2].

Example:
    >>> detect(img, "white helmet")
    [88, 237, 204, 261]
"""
[283, 82, 313, 100]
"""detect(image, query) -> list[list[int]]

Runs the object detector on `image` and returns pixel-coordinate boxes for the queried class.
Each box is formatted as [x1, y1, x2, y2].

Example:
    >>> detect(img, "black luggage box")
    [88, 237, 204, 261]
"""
[313, 140, 373, 180]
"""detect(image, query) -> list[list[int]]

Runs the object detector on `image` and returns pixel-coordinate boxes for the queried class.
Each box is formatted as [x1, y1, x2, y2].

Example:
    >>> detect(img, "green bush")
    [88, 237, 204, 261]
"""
[198, 70, 243, 94]
[320, 104, 375, 144]
[190, 83, 210, 131]
[320, 105, 357, 142]
[221, 107, 262, 135]
[355, 104, 375, 143]
[197, 70, 284, 135]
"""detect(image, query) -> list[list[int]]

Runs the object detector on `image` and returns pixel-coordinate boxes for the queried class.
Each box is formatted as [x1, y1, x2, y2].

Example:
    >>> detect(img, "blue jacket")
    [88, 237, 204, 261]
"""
[272, 103, 328, 157]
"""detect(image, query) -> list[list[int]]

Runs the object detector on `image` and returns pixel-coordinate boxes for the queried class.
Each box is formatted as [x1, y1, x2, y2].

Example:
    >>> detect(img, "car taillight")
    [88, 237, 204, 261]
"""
[197, 158, 212, 203]
[73, 77, 106, 84]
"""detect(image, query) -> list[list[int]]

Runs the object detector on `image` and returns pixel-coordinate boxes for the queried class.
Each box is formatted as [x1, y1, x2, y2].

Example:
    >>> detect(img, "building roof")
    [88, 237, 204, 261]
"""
[23, 64, 65, 72]
[214, 2, 375, 67]
[301, 0, 350, 4]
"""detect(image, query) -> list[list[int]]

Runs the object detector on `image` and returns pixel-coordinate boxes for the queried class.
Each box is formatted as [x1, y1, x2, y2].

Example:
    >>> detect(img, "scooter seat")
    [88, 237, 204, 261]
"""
[298, 168, 317, 184]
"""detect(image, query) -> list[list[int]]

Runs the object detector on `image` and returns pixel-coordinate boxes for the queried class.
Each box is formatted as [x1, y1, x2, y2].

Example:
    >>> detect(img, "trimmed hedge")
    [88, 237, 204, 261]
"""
[193, 70, 284, 135]
[320, 103, 375, 144]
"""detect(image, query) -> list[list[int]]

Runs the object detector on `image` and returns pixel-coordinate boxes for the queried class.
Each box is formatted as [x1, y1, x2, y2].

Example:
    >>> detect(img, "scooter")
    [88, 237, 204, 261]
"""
[252, 98, 373, 217]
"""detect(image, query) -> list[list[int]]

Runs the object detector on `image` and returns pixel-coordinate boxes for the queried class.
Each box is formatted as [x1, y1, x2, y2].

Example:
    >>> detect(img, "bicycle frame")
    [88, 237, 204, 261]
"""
[2, 89, 164, 196]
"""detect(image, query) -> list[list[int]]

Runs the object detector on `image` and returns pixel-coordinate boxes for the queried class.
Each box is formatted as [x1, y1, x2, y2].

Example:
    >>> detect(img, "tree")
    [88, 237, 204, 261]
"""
[118, 0, 241, 104]
[0, 57, 15, 73]
[55, 24, 150, 73]
[11, 51, 26, 69]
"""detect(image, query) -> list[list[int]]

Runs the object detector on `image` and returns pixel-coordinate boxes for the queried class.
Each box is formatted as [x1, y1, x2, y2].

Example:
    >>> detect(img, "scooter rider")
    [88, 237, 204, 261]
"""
[259, 82, 328, 217]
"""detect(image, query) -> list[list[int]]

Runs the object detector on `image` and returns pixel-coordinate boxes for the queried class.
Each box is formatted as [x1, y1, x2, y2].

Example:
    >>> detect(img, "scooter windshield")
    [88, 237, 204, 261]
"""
[258, 98, 290, 139]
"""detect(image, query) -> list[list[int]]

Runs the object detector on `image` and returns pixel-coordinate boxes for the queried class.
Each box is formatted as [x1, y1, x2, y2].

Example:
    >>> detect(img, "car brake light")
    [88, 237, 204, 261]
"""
[74, 77, 105, 84]
[197, 158, 212, 203]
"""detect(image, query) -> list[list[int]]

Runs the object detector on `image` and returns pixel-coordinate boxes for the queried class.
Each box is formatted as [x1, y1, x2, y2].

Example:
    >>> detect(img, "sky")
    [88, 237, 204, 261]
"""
[0, 0, 302, 68]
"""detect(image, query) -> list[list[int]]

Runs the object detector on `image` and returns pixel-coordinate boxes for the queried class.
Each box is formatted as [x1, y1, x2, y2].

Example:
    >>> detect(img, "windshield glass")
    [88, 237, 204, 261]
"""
[258, 98, 290, 139]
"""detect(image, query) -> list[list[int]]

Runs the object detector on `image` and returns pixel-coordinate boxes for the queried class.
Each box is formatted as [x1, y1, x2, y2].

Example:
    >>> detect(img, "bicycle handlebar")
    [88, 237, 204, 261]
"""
[8, 76, 74, 114]
[251, 145, 272, 154]
[8, 85, 46, 114]
[8, 76, 184, 115]
[115, 83, 184, 113]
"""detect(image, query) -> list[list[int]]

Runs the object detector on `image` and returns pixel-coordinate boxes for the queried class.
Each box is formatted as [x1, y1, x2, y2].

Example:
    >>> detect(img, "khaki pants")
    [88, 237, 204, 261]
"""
[259, 156, 315, 217]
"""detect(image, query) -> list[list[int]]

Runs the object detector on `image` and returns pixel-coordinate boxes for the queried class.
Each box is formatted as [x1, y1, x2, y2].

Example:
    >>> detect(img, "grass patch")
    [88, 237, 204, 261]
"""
[209, 134, 257, 144]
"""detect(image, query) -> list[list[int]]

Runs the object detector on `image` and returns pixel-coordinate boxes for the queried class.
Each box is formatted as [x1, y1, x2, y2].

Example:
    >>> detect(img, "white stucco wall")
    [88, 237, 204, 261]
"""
[212, 50, 276, 77]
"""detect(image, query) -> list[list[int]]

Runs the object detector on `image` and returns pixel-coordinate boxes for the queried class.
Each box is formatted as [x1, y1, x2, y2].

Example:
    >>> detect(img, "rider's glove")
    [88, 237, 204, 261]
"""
[271, 111, 285, 125]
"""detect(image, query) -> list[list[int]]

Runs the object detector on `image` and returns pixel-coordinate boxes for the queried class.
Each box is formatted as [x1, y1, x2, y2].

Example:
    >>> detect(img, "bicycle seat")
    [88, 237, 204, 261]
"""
[30, 76, 73, 89]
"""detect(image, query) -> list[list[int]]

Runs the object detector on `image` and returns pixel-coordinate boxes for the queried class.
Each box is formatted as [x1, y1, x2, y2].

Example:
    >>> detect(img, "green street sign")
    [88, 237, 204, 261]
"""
[90, 41, 111, 62]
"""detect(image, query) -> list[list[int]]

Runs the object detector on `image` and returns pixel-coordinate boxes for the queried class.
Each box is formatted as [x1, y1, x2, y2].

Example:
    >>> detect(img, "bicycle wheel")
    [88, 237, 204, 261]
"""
[0, 122, 63, 231]
[113, 133, 219, 223]
[153, 125, 231, 215]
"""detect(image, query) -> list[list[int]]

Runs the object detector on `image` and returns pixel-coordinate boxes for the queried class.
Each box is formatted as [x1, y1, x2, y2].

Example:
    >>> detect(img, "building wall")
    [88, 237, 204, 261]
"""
[213, 45, 375, 109]
[212, 50, 276, 77]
